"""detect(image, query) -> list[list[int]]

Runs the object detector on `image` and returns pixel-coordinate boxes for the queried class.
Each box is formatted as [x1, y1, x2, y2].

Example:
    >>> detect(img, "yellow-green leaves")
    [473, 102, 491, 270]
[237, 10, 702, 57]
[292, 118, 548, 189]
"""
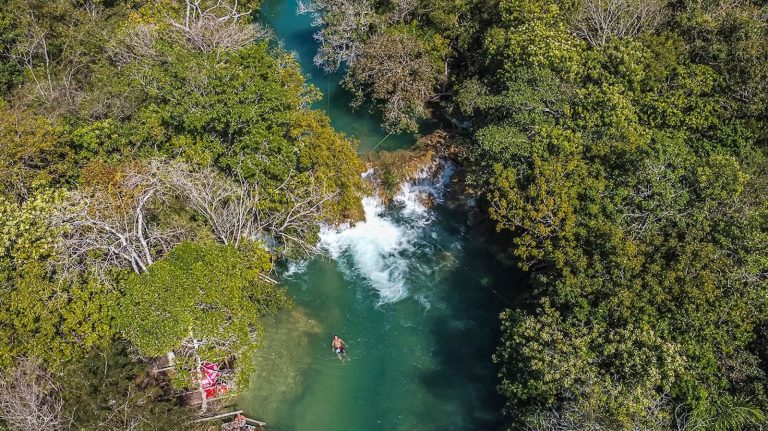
[0, 265, 116, 368]
[0, 190, 61, 269]
[487, 0, 585, 82]
[696, 154, 748, 203]
[474, 0, 768, 425]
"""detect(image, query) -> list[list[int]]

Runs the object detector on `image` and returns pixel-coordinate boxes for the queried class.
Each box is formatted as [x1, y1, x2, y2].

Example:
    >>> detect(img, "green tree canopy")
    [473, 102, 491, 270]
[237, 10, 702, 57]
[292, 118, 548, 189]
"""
[0, 191, 116, 368]
[451, 0, 768, 427]
[115, 241, 290, 389]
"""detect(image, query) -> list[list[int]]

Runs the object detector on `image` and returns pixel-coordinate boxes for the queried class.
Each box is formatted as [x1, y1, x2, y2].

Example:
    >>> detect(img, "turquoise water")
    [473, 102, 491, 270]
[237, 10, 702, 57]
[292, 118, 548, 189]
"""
[259, 0, 434, 152]
[239, 2, 521, 430]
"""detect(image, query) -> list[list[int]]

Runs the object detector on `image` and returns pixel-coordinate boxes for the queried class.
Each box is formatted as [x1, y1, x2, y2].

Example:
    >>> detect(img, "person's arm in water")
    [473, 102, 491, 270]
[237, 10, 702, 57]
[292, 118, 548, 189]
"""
[340, 338, 347, 347]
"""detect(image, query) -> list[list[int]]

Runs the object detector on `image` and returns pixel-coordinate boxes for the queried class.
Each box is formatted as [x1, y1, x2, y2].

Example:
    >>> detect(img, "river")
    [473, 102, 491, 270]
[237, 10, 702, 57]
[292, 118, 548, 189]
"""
[238, 1, 522, 429]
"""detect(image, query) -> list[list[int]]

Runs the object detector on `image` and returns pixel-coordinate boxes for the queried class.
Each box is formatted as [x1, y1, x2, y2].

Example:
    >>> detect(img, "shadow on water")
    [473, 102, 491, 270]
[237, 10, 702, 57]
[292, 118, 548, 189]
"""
[412, 203, 527, 431]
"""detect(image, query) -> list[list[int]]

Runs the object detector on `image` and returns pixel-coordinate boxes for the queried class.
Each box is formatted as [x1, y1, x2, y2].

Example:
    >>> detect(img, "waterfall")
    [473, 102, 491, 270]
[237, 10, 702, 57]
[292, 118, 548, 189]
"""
[319, 160, 454, 304]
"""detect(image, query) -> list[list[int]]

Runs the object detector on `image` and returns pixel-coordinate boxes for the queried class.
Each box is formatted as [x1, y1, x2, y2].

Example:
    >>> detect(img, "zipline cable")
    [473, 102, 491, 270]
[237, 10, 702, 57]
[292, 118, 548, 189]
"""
[421, 234, 515, 308]
[371, 133, 391, 152]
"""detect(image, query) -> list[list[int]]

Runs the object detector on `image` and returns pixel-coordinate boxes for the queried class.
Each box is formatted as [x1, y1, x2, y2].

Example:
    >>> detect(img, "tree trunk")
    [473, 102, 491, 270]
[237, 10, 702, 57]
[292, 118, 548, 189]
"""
[190, 331, 208, 413]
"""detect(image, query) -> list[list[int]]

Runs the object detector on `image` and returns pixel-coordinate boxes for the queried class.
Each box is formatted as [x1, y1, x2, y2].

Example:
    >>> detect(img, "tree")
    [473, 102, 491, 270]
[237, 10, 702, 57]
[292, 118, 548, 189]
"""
[59, 345, 196, 431]
[344, 27, 448, 133]
[168, 0, 270, 53]
[298, 0, 377, 72]
[0, 104, 69, 198]
[484, 0, 585, 82]
[570, 0, 667, 47]
[467, 0, 768, 426]
[0, 0, 23, 95]
[114, 241, 290, 411]
[0, 358, 63, 431]
[0, 190, 60, 273]
[1, 0, 133, 113]
[0, 192, 117, 368]
[53, 161, 186, 276]
[673, 0, 768, 139]
[300, 0, 475, 133]
[0, 0, 366, 425]
[0, 264, 117, 369]
[161, 159, 342, 254]
[101, 32, 366, 223]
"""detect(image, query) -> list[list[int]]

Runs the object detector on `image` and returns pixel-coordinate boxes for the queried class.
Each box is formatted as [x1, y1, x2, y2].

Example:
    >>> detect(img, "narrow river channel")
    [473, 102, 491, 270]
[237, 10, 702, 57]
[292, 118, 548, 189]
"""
[238, 1, 523, 429]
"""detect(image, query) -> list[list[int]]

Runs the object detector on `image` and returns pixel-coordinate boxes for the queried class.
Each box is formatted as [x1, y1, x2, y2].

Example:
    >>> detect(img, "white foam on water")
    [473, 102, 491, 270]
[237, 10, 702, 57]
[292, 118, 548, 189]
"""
[393, 182, 430, 219]
[320, 197, 414, 303]
[319, 161, 457, 304]
[283, 260, 309, 278]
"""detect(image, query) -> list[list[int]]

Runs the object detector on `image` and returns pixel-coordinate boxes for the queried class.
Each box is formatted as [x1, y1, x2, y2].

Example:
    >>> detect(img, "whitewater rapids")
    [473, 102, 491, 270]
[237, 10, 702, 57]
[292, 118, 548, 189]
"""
[319, 162, 454, 304]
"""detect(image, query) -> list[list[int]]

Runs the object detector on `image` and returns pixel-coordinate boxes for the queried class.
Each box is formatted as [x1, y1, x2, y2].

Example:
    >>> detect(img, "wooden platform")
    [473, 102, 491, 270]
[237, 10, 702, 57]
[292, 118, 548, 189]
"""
[192, 410, 267, 430]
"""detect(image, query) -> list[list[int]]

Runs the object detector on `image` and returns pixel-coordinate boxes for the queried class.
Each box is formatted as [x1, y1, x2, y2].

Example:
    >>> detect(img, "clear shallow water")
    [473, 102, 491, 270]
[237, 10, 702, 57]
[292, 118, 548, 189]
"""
[240, 189, 522, 431]
[240, 2, 523, 430]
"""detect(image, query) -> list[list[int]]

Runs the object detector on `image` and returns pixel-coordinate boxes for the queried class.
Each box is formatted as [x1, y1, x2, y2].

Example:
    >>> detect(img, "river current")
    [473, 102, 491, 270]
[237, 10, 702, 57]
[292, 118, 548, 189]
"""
[238, 1, 521, 429]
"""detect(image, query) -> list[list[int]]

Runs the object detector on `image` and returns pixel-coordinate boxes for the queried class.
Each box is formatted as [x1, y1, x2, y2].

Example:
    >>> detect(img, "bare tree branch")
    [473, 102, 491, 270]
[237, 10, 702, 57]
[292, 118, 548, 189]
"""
[51, 162, 187, 278]
[159, 160, 334, 255]
[571, 0, 667, 46]
[168, 0, 270, 53]
[0, 358, 63, 431]
[298, 0, 376, 72]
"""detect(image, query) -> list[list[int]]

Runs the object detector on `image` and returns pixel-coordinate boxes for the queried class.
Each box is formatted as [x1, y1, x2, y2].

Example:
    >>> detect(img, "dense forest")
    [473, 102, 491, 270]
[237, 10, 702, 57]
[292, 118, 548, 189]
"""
[1, 0, 767, 430]
[0, 0, 364, 428]
[304, 0, 768, 429]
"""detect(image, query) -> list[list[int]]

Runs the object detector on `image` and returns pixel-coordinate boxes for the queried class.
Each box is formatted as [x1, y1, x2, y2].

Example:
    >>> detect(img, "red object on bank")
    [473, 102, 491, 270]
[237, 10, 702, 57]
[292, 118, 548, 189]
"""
[200, 361, 228, 399]
[200, 361, 220, 388]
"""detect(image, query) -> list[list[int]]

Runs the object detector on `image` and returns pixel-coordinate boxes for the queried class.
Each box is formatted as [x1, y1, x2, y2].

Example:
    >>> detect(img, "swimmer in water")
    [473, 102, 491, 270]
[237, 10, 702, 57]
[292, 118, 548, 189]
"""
[331, 335, 347, 362]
